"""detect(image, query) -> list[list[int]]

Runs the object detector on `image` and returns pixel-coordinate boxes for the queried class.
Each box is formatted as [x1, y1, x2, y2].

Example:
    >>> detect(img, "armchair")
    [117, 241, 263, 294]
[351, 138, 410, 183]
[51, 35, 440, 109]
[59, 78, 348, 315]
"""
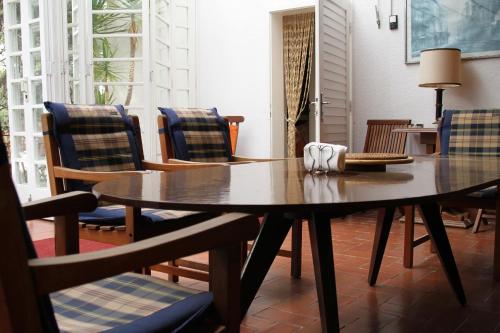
[42, 102, 223, 257]
[157, 107, 302, 281]
[0, 134, 259, 332]
[404, 109, 500, 277]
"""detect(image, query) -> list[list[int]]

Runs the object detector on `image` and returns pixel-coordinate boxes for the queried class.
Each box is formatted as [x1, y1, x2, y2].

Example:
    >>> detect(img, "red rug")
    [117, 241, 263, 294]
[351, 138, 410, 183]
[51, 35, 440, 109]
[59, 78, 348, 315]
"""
[33, 238, 115, 258]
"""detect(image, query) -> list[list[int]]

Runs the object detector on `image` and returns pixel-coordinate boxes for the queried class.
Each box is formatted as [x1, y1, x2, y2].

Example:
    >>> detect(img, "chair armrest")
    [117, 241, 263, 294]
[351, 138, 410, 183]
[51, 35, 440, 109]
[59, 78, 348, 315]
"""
[223, 116, 244, 124]
[29, 213, 260, 294]
[53, 166, 146, 182]
[142, 160, 226, 171]
[22, 192, 98, 220]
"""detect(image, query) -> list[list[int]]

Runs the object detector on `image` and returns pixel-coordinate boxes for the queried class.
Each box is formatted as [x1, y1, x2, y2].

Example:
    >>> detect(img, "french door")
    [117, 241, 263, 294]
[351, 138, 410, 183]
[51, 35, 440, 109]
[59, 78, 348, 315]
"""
[4, 0, 49, 201]
[314, 0, 351, 145]
[4, 0, 196, 201]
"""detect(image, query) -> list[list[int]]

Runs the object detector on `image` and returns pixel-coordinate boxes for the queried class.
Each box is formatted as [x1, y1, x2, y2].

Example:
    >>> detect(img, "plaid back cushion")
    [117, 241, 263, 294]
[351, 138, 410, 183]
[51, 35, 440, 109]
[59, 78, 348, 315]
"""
[440, 109, 500, 156]
[44, 102, 142, 191]
[158, 107, 232, 162]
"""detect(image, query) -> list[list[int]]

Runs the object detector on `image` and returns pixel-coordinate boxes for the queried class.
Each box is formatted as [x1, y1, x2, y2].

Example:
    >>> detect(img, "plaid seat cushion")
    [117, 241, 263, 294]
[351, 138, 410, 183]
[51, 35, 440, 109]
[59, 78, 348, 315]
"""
[79, 205, 202, 226]
[44, 102, 143, 191]
[51, 273, 213, 333]
[158, 107, 232, 162]
[440, 109, 500, 156]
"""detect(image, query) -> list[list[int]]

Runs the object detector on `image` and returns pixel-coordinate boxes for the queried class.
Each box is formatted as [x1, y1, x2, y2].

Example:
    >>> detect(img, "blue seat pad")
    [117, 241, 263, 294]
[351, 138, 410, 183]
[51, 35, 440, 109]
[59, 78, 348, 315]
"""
[79, 205, 202, 226]
[51, 273, 213, 332]
[467, 186, 497, 199]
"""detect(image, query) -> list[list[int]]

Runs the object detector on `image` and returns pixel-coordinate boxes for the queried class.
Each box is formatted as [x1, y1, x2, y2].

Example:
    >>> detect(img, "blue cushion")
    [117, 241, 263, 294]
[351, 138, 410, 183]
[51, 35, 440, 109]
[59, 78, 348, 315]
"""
[468, 186, 497, 199]
[107, 293, 213, 333]
[158, 107, 233, 162]
[79, 206, 200, 226]
[43, 102, 143, 191]
[440, 110, 454, 155]
[51, 273, 213, 333]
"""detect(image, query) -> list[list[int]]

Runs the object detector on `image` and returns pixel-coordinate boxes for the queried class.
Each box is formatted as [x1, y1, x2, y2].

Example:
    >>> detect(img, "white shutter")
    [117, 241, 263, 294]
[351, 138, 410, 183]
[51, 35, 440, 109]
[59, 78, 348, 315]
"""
[316, 0, 350, 146]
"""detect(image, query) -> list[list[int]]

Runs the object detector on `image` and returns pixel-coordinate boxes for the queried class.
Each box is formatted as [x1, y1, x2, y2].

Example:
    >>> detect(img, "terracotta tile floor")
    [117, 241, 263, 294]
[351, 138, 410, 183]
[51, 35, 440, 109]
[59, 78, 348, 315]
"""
[28, 210, 500, 332]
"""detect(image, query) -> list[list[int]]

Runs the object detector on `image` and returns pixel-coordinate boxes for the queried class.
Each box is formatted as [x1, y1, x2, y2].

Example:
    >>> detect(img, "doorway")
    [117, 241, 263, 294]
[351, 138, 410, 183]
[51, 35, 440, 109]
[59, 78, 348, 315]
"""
[270, 0, 351, 158]
[270, 7, 315, 158]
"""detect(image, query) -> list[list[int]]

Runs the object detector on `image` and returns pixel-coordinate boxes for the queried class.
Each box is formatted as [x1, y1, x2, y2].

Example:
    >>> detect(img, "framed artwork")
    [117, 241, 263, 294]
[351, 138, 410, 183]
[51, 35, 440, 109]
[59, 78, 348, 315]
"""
[406, 0, 500, 63]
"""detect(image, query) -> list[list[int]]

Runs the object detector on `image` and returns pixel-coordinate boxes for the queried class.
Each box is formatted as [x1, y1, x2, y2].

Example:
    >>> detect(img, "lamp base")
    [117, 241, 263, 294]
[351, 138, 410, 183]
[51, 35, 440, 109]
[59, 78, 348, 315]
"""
[435, 88, 444, 121]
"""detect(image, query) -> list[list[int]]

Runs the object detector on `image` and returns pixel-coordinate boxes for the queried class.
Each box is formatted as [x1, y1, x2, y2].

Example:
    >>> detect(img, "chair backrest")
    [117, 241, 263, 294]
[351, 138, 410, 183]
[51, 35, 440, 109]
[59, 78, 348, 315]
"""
[363, 119, 412, 154]
[0, 132, 59, 332]
[43, 102, 144, 194]
[439, 109, 500, 156]
[157, 107, 233, 163]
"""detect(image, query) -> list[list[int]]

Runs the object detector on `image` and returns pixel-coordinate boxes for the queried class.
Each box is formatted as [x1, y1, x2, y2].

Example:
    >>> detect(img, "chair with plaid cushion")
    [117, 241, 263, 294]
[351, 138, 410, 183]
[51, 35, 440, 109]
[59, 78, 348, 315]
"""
[0, 132, 259, 332]
[439, 109, 500, 233]
[157, 107, 303, 282]
[42, 102, 222, 259]
[402, 109, 500, 276]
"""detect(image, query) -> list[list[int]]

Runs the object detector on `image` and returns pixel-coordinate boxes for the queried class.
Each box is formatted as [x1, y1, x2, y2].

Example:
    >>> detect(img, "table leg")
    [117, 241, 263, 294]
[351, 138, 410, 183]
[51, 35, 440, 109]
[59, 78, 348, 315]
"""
[240, 213, 294, 319]
[309, 213, 339, 333]
[291, 219, 302, 279]
[368, 207, 395, 286]
[419, 202, 466, 305]
[403, 205, 415, 268]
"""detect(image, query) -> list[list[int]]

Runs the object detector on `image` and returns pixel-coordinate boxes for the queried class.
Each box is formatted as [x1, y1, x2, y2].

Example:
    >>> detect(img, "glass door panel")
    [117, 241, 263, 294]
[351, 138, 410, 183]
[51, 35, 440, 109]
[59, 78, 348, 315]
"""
[5, 0, 48, 201]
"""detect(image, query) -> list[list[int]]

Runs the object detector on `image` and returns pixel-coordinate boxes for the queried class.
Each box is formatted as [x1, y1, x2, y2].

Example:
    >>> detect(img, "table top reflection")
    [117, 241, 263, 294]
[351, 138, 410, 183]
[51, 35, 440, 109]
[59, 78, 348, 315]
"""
[93, 156, 500, 214]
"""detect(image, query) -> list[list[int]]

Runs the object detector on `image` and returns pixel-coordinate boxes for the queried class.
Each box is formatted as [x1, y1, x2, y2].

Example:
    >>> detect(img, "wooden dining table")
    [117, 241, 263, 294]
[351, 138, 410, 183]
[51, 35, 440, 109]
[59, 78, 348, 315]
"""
[93, 156, 500, 333]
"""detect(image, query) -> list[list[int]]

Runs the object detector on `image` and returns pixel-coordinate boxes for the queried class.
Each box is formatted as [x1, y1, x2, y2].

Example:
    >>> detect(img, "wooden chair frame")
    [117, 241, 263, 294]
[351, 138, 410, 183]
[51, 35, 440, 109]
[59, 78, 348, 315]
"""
[42, 113, 223, 257]
[0, 167, 260, 333]
[363, 119, 412, 154]
[157, 114, 303, 281]
[361, 119, 428, 268]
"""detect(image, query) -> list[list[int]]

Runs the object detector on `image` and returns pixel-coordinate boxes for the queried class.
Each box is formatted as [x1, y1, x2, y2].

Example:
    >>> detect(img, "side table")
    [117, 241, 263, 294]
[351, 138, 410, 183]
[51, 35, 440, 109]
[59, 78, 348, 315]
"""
[392, 127, 438, 154]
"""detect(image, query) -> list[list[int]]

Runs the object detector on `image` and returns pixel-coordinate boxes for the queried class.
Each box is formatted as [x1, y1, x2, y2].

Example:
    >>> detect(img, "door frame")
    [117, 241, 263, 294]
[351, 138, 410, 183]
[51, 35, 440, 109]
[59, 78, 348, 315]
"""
[269, 6, 315, 158]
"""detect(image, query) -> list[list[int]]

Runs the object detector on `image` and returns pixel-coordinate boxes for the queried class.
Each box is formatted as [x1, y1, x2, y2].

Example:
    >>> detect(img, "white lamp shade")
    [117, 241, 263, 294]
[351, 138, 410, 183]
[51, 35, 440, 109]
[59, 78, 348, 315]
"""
[419, 48, 462, 88]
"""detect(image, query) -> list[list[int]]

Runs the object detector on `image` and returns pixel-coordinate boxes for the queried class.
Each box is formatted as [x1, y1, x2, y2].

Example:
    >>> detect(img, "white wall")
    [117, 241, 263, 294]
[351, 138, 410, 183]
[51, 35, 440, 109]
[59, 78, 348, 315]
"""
[196, 0, 314, 157]
[197, 0, 500, 156]
[351, 0, 500, 152]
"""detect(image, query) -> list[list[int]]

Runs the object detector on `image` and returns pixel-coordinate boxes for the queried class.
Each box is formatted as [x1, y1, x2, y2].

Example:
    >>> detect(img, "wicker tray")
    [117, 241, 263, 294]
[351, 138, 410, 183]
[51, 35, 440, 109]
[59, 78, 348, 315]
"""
[345, 153, 408, 160]
[345, 153, 413, 171]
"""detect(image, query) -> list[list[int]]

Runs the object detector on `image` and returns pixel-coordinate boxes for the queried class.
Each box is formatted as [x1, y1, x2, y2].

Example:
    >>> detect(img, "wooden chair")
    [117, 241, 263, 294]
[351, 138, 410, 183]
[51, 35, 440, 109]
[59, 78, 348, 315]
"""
[157, 108, 271, 164]
[404, 109, 500, 276]
[473, 209, 495, 233]
[363, 119, 411, 154]
[157, 108, 303, 281]
[42, 102, 222, 259]
[362, 119, 425, 267]
[0, 134, 259, 332]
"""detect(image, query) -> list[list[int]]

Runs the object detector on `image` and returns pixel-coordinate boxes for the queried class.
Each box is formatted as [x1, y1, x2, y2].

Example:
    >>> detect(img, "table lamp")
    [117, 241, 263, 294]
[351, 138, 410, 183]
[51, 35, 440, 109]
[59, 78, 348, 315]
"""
[418, 48, 462, 120]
